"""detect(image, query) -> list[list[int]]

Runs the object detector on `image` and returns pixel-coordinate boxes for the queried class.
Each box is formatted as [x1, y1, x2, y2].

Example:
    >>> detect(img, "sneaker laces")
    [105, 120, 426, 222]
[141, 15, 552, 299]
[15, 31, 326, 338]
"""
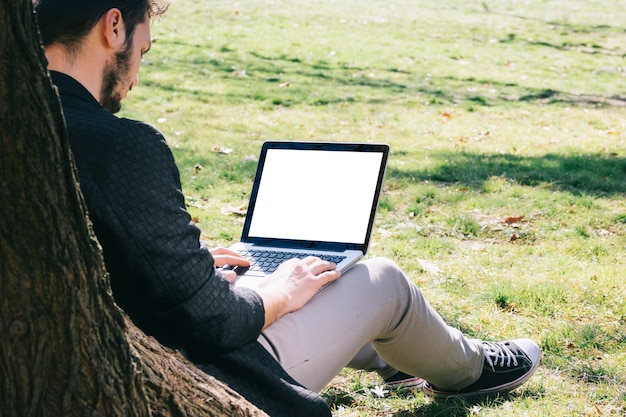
[483, 342, 519, 371]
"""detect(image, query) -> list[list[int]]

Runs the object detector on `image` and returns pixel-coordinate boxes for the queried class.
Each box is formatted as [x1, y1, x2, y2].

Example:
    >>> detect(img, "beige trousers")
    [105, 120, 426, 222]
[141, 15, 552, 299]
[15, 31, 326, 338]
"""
[259, 257, 484, 392]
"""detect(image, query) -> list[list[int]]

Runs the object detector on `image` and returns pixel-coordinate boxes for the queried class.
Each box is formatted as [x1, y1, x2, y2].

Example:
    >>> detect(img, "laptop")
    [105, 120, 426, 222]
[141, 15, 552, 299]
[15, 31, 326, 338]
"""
[228, 141, 389, 287]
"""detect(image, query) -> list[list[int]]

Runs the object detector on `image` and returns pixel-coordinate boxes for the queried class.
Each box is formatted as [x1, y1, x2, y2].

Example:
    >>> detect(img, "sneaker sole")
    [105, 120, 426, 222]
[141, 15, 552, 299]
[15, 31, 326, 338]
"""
[422, 351, 541, 399]
[385, 377, 425, 392]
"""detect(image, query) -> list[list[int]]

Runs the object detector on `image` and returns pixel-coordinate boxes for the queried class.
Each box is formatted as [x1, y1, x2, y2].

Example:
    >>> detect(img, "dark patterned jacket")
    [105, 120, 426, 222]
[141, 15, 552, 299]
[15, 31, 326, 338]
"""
[51, 71, 331, 417]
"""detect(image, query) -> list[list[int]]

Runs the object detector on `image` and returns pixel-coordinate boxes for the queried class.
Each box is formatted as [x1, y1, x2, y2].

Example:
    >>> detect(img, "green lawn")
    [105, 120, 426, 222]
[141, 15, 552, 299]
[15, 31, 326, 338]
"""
[120, 0, 626, 415]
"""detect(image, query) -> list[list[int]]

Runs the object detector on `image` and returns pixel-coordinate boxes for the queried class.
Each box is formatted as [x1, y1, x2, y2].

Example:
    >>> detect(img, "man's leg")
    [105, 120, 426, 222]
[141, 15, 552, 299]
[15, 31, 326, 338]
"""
[347, 342, 397, 380]
[258, 257, 483, 392]
[348, 343, 425, 391]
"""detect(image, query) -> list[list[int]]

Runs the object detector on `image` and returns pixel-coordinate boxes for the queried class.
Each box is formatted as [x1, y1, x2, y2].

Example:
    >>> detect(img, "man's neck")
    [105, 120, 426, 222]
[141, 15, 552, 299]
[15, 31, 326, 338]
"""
[45, 44, 104, 103]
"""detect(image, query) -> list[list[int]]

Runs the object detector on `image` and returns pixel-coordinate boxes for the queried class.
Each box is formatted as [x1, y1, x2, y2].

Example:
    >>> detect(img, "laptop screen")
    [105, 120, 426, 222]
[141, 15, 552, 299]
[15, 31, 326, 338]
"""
[243, 142, 388, 251]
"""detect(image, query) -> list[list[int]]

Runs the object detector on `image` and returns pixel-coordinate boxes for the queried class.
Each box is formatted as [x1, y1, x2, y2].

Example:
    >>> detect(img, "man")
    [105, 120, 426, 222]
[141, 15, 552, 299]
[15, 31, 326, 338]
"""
[34, 1, 541, 416]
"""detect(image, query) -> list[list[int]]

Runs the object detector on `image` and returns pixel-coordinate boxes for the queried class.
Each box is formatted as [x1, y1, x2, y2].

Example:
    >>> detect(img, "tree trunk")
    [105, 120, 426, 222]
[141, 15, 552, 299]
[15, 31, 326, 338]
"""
[0, 1, 267, 416]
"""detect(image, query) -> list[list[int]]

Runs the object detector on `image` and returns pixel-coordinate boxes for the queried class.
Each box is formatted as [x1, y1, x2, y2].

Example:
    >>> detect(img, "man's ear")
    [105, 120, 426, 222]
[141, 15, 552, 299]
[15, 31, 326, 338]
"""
[102, 8, 126, 49]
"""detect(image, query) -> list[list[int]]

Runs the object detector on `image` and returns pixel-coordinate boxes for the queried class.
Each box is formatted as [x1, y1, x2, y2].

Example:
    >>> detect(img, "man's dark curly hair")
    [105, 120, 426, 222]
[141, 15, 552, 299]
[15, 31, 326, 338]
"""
[34, 0, 169, 54]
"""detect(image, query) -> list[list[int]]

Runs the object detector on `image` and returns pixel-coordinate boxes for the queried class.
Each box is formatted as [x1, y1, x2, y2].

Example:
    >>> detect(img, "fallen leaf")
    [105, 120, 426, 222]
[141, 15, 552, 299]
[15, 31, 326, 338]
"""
[279, 82, 290, 88]
[461, 241, 486, 251]
[212, 146, 233, 154]
[418, 259, 440, 275]
[504, 215, 524, 224]
[221, 205, 247, 216]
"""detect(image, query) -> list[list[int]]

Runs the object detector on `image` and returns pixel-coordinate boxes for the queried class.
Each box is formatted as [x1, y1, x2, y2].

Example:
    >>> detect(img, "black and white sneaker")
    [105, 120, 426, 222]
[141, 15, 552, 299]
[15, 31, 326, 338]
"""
[384, 371, 424, 392]
[422, 339, 541, 398]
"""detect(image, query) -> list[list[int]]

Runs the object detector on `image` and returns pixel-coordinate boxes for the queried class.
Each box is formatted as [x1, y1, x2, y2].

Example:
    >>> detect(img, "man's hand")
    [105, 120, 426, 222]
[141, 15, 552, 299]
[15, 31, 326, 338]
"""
[210, 247, 250, 283]
[255, 256, 341, 329]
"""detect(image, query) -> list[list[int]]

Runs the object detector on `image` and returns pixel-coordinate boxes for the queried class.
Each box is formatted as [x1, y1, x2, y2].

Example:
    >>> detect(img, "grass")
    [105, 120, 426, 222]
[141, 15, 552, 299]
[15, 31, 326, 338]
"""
[120, 0, 626, 415]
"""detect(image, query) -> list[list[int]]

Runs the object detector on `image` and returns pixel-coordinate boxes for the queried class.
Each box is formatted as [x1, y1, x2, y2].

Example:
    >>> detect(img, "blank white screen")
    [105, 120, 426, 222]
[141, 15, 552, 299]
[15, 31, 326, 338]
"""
[248, 148, 383, 243]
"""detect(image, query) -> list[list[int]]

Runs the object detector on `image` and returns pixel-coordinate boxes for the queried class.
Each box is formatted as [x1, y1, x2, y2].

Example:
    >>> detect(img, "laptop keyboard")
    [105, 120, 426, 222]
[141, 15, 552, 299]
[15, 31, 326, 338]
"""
[236, 249, 346, 274]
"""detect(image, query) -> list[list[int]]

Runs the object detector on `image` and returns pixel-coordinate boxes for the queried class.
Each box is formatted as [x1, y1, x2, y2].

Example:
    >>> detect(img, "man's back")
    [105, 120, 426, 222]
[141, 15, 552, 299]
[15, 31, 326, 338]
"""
[51, 70, 332, 417]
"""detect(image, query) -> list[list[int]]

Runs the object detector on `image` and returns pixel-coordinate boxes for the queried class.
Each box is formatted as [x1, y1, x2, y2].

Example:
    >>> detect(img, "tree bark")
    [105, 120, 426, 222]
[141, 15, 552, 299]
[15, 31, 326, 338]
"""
[0, 1, 267, 416]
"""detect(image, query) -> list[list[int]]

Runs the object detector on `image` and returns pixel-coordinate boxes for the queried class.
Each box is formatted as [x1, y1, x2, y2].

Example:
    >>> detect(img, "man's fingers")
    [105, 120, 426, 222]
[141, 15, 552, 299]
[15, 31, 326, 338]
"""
[286, 256, 336, 276]
[214, 254, 250, 267]
[220, 270, 237, 283]
[210, 247, 248, 262]
[304, 256, 337, 274]
[209, 246, 229, 255]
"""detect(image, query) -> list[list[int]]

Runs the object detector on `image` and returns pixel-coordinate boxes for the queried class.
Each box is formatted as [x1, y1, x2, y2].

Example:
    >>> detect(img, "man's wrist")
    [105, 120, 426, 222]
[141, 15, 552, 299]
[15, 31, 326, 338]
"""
[256, 287, 290, 330]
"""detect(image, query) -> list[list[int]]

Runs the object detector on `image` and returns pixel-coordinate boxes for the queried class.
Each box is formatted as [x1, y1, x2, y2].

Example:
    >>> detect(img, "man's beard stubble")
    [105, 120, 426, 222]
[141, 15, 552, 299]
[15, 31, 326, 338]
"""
[100, 42, 133, 114]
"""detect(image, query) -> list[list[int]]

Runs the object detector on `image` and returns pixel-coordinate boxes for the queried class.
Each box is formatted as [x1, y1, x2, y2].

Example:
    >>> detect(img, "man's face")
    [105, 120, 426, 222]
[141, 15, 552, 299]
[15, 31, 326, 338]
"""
[100, 18, 151, 113]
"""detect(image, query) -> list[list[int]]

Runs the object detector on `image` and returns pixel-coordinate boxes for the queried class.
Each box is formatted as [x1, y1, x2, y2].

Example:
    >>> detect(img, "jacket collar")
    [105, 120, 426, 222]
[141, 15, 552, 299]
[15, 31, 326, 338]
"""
[49, 70, 101, 109]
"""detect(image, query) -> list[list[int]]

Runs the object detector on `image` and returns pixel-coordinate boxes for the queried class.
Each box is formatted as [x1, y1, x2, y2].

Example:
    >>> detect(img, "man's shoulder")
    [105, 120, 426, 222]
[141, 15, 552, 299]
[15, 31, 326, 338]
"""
[60, 92, 163, 144]
[50, 71, 161, 141]
[64, 106, 155, 148]
[67, 112, 169, 170]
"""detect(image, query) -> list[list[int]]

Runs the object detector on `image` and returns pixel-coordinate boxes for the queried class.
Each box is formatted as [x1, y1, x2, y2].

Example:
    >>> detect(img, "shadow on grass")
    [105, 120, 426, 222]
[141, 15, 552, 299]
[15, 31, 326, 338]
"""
[323, 386, 543, 417]
[386, 150, 626, 198]
[469, 5, 626, 58]
[145, 39, 626, 109]
[172, 148, 626, 204]
[392, 393, 526, 417]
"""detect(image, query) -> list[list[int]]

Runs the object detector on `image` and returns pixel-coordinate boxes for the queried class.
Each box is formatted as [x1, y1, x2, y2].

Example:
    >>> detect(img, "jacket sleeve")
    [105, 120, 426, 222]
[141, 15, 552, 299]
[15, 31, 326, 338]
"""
[91, 119, 265, 352]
